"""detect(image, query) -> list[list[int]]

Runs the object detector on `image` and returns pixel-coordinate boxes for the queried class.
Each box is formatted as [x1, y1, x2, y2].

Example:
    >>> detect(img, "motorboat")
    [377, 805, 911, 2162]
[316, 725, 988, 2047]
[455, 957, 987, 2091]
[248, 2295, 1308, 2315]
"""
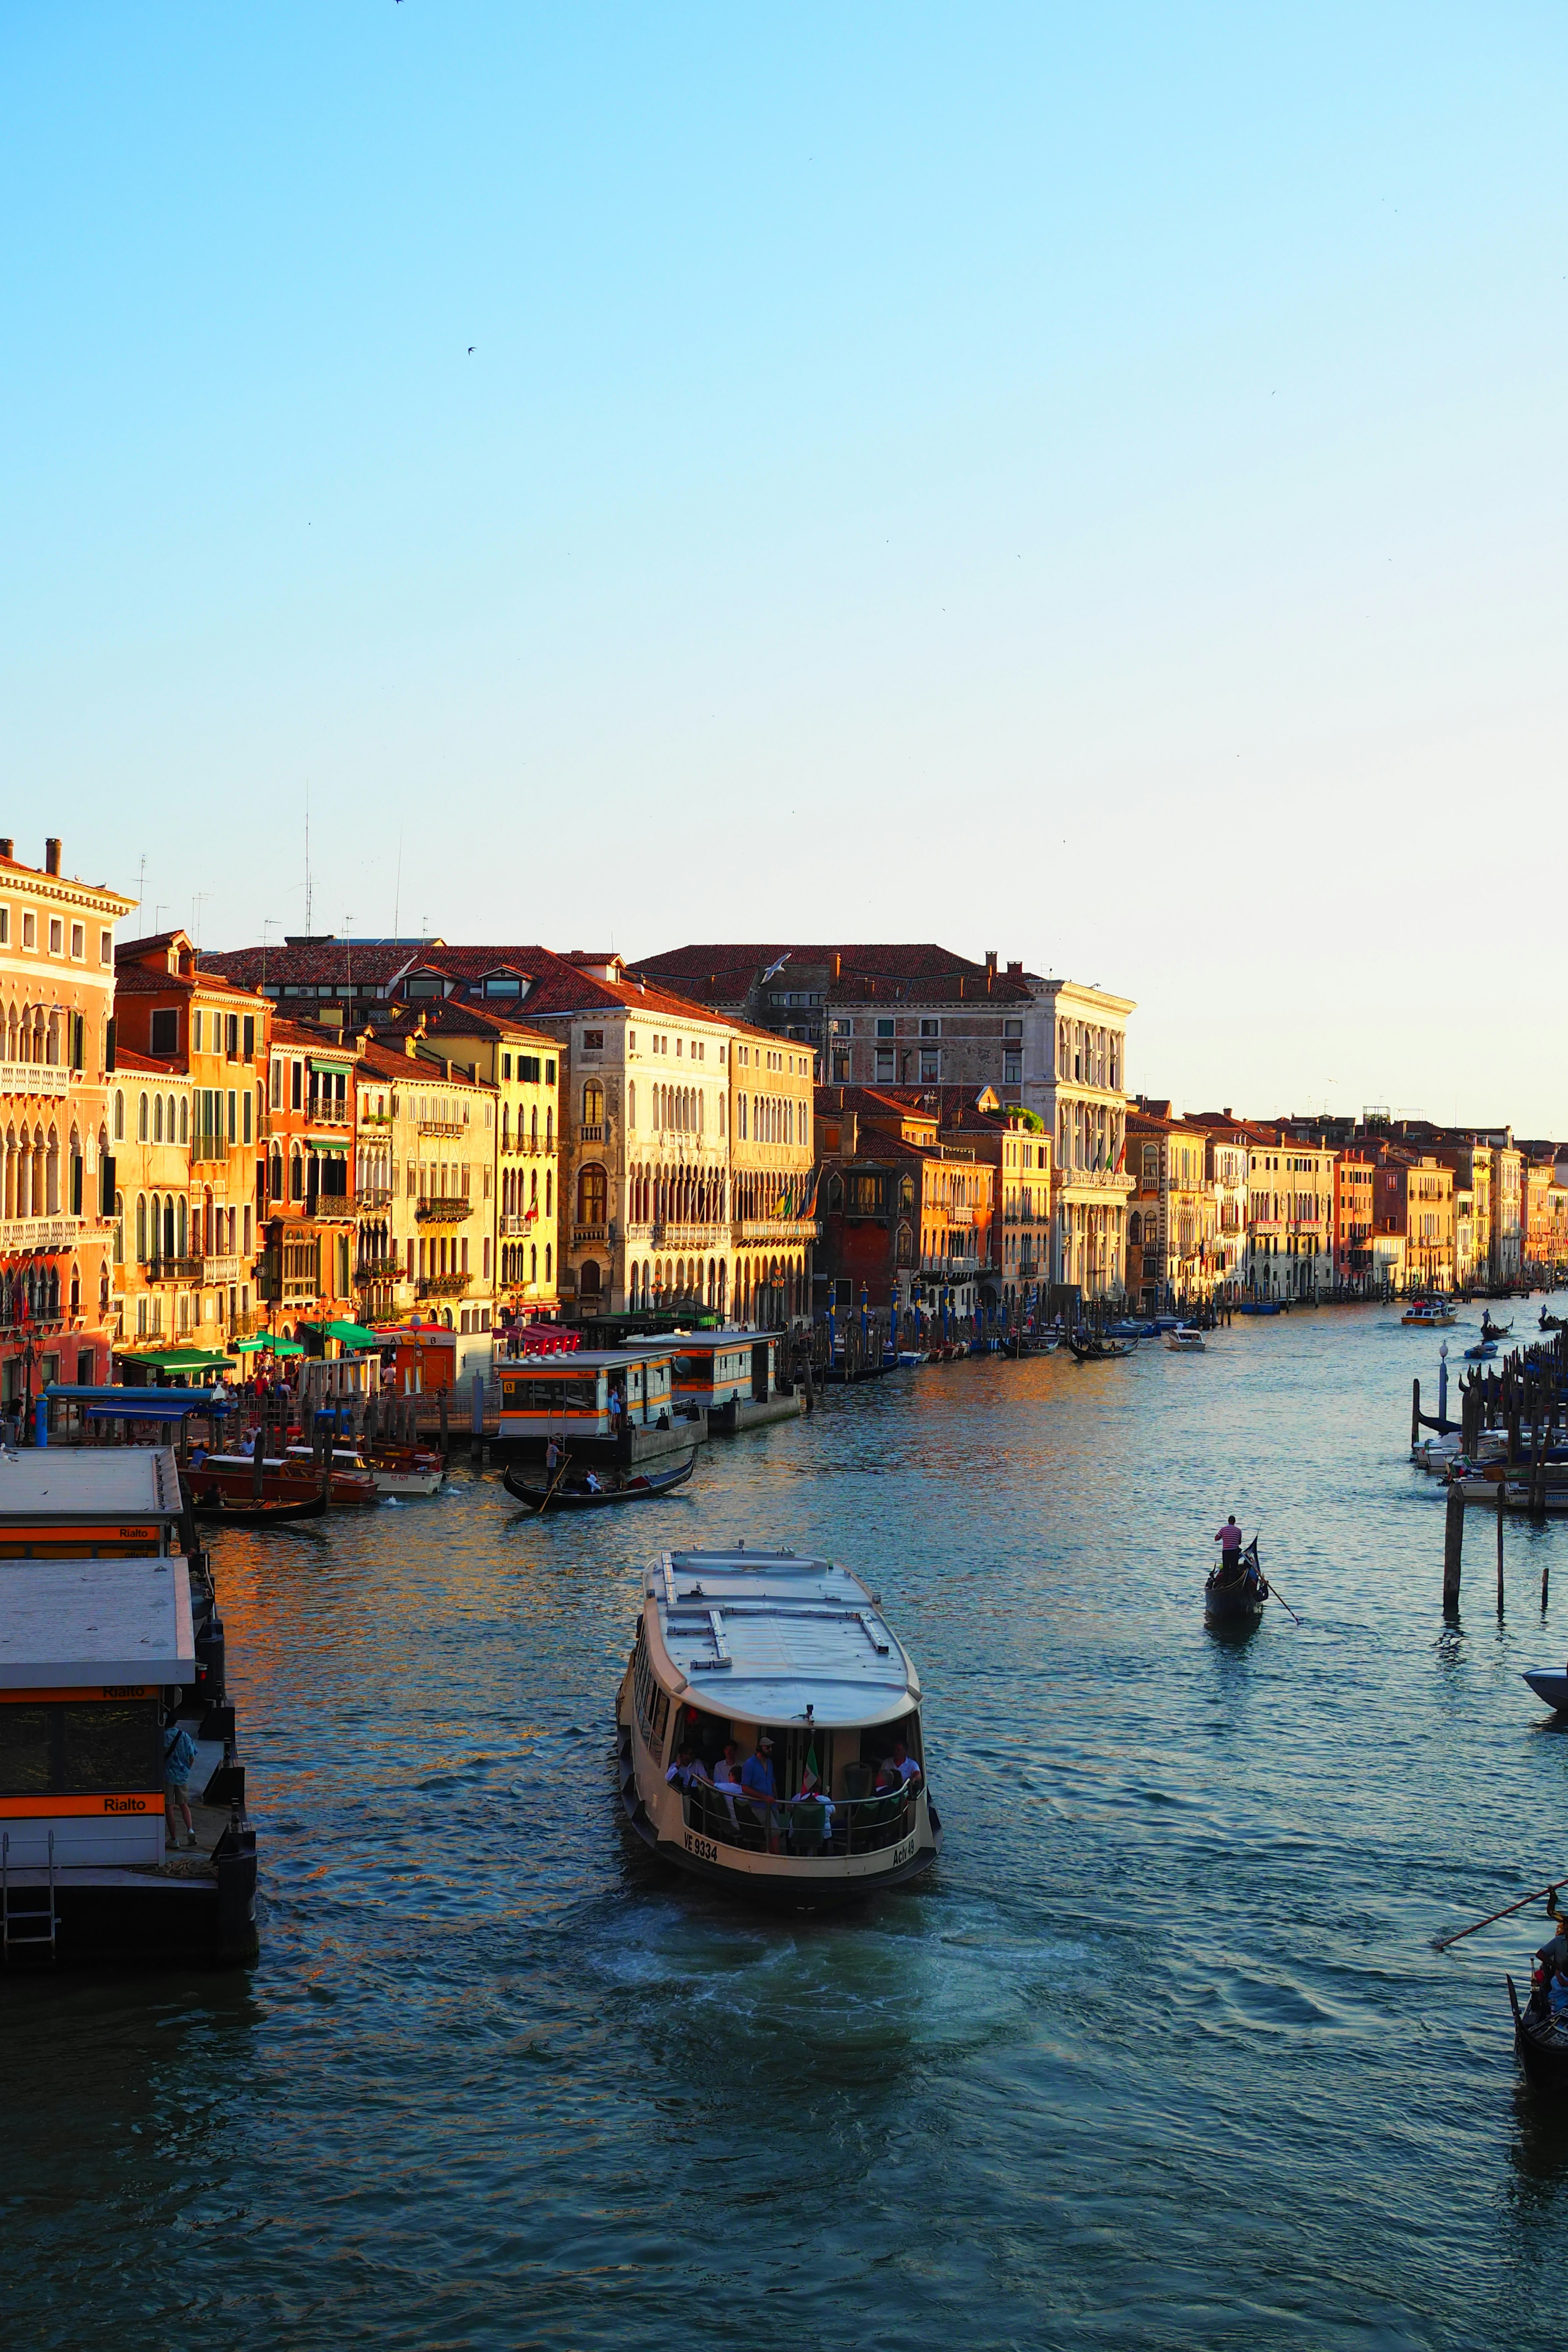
[616, 1546, 940, 1905]
[1523, 1670, 1568, 1712]
[284, 1440, 441, 1499]
[1401, 1298, 1457, 1327]
[1463, 1341, 1499, 1361]
[1165, 1326, 1206, 1352]
[1236, 1300, 1283, 1316]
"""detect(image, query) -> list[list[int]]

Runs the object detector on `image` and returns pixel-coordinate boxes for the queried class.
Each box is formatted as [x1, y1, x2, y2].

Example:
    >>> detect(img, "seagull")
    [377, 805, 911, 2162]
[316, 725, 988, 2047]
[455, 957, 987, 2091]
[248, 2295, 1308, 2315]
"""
[467, 345, 474, 354]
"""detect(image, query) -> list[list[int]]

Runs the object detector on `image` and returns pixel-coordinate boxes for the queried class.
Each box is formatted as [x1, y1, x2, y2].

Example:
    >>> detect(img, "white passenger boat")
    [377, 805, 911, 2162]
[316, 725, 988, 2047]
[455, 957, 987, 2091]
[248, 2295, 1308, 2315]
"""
[1401, 1298, 1457, 1327]
[1165, 1326, 1206, 1352]
[617, 1546, 941, 1905]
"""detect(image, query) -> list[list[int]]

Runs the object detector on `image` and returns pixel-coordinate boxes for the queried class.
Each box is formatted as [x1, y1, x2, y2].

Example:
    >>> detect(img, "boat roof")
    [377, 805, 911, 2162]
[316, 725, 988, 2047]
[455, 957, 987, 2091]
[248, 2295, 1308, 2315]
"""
[504, 1346, 672, 1370]
[642, 1547, 921, 1730]
[666, 1329, 774, 1353]
[0, 1557, 196, 1687]
[0, 1445, 184, 1525]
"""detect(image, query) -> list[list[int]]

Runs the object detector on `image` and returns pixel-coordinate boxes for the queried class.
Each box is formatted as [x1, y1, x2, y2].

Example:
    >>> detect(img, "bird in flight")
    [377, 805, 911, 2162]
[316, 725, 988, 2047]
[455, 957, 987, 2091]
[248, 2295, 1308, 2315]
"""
[468, 345, 474, 354]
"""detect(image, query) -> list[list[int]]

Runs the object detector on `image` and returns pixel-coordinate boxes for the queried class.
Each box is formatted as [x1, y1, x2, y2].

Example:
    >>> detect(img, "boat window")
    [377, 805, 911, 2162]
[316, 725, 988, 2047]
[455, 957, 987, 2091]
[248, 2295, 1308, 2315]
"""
[0, 1698, 160, 1795]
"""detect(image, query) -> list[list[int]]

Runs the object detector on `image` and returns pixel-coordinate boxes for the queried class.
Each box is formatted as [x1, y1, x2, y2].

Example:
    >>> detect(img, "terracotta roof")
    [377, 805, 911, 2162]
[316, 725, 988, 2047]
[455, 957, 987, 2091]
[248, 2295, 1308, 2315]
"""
[269, 1016, 355, 1054]
[112, 961, 269, 1005]
[113, 1048, 182, 1076]
[373, 1001, 559, 1050]
[200, 941, 419, 989]
[635, 942, 1000, 982]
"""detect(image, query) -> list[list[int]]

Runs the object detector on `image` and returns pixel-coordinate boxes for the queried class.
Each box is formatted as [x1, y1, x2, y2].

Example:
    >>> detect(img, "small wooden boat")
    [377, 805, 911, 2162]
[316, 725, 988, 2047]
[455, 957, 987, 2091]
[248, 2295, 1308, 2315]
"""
[1205, 1537, 1268, 1624]
[1481, 1317, 1513, 1341]
[1066, 1330, 1134, 1363]
[1509, 1974, 1568, 2090]
[1541, 1310, 1566, 1334]
[191, 1483, 328, 1526]
[502, 1450, 697, 1513]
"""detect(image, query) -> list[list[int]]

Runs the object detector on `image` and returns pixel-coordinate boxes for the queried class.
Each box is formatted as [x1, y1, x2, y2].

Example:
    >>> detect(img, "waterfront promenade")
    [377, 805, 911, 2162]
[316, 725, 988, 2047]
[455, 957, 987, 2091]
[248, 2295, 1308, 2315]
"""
[5, 1299, 1568, 2348]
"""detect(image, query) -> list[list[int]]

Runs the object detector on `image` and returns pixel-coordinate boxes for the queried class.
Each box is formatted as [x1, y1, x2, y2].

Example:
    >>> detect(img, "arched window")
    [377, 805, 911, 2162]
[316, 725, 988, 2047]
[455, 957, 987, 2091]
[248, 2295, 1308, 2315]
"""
[582, 1081, 604, 1129]
[179, 1096, 188, 1144]
[545, 1169, 552, 1216]
[114, 1089, 124, 1141]
[135, 1194, 147, 1262]
[154, 1095, 163, 1143]
[290, 1148, 303, 1203]
[577, 1165, 607, 1225]
[138, 1092, 149, 1141]
[627, 1082, 635, 1131]
[544, 1243, 552, 1282]
[177, 1196, 187, 1255]
[114, 1191, 125, 1266]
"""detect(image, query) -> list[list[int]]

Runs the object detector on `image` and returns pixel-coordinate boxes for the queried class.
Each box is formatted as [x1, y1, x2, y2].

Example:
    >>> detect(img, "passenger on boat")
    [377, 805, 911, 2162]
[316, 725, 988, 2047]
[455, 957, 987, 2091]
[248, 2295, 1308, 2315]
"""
[162, 1717, 198, 1852]
[712, 1742, 744, 1826]
[1214, 1517, 1243, 1571]
[665, 1744, 704, 1793]
[887, 1739, 922, 1787]
[741, 1733, 782, 1852]
[585, 1471, 604, 1494]
[790, 1770, 833, 1855]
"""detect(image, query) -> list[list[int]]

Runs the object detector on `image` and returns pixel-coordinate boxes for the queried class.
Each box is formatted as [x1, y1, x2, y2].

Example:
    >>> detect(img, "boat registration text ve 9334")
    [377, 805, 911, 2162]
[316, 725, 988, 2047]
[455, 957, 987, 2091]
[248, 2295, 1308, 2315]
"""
[684, 1831, 718, 1866]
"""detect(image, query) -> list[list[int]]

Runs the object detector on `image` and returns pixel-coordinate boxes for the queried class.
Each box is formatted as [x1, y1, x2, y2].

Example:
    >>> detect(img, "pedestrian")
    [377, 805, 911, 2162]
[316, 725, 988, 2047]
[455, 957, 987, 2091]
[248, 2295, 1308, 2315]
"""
[163, 1715, 198, 1851]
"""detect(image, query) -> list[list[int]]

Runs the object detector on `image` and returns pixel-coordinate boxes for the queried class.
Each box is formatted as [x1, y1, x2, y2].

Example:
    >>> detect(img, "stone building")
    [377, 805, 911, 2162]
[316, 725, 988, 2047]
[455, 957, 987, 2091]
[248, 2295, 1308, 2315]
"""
[113, 929, 271, 1357]
[260, 1016, 360, 1338]
[1243, 1126, 1335, 1300]
[1126, 1103, 1218, 1310]
[1373, 1150, 1455, 1292]
[813, 1088, 995, 1324]
[0, 835, 132, 1410]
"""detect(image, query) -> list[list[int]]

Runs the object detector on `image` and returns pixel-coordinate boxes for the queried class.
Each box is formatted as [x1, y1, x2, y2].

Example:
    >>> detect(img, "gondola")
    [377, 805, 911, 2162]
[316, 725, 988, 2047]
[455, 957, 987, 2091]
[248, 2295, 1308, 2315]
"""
[1204, 1537, 1269, 1624]
[1508, 1974, 1568, 2090]
[191, 1483, 329, 1526]
[1066, 1330, 1134, 1363]
[501, 1450, 697, 1513]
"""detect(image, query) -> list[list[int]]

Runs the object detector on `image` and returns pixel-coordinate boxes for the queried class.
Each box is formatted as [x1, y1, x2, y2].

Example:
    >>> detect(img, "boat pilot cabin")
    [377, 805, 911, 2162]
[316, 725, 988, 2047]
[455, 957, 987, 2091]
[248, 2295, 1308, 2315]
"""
[669, 1330, 781, 1417]
[497, 1345, 676, 1443]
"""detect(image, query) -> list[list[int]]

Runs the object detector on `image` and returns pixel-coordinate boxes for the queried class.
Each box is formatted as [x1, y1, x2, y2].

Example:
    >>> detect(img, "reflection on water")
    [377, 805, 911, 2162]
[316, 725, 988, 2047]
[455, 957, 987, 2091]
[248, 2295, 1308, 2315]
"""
[9, 1302, 1568, 2344]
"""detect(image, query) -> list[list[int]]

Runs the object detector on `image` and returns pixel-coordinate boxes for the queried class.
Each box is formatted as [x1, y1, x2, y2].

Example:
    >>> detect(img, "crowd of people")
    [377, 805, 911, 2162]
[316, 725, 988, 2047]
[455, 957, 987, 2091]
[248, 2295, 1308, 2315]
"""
[666, 1725, 922, 1855]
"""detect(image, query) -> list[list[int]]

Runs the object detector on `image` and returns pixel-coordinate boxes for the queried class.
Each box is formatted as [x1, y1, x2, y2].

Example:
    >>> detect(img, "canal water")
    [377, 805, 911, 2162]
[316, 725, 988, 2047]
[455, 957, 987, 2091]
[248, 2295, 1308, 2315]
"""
[8, 1304, 1568, 2349]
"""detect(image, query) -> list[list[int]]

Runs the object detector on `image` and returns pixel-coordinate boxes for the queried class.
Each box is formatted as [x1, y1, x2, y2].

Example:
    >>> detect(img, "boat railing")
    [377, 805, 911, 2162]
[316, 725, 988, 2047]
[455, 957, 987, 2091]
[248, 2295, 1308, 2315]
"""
[682, 1776, 920, 1858]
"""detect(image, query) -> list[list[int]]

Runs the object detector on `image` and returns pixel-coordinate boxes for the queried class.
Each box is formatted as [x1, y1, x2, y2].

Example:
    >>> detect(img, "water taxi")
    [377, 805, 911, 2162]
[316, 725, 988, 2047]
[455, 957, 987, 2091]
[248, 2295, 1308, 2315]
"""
[616, 1546, 940, 1906]
[1401, 1297, 1457, 1327]
[1165, 1326, 1207, 1352]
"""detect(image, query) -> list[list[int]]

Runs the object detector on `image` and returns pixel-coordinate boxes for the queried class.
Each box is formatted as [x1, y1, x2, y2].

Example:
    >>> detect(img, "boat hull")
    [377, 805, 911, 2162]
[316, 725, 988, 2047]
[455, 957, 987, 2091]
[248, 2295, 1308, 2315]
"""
[1523, 1670, 1568, 1711]
[1510, 1975, 1568, 2090]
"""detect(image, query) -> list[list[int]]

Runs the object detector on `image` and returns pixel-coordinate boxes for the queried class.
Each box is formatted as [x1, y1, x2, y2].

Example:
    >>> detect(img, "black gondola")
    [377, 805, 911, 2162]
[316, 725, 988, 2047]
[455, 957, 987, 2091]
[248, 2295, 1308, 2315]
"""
[1204, 1536, 1269, 1624]
[502, 1450, 698, 1514]
[1508, 1973, 1568, 2089]
[1065, 1329, 1134, 1363]
[191, 1484, 329, 1526]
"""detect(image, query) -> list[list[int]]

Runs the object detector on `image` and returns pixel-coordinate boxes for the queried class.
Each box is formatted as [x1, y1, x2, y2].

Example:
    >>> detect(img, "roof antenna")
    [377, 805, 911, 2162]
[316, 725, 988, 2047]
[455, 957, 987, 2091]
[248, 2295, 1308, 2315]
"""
[304, 779, 313, 933]
[392, 826, 403, 941]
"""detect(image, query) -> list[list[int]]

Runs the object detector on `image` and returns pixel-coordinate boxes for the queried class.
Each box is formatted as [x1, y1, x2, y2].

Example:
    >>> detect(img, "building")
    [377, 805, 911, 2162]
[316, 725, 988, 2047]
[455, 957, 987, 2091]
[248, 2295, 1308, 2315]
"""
[0, 835, 133, 1412]
[1373, 1151, 1455, 1293]
[1333, 1152, 1376, 1295]
[942, 1093, 1052, 1308]
[813, 1088, 995, 1323]
[1243, 1127, 1335, 1300]
[1126, 1103, 1218, 1311]
[258, 1016, 359, 1339]
[630, 944, 1134, 1300]
[111, 1051, 197, 1354]
[112, 929, 270, 1357]
[1185, 1113, 1251, 1299]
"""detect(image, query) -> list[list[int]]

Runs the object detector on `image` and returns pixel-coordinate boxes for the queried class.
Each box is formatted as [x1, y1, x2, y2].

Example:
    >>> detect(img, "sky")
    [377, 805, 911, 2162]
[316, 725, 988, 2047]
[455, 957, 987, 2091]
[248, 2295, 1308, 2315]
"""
[3, 4, 1565, 1129]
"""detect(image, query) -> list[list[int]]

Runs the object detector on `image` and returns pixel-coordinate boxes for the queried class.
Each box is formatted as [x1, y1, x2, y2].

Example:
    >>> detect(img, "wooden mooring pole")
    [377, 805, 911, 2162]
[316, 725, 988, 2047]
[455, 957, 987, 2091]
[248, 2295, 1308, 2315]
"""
[1497, 1474, 1506, 1613]
[1443, 1480, 1465, 1612]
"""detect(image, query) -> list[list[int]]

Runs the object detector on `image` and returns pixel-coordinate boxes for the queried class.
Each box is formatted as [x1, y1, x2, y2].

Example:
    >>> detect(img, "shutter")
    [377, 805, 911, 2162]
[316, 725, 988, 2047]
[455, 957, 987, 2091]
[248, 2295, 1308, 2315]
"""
[105, 1016, 116, 1073]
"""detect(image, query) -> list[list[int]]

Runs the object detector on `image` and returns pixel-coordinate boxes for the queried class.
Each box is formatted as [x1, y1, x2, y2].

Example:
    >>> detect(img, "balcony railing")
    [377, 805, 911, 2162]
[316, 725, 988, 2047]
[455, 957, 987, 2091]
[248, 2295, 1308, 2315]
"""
[733, 1217, 821, 1244]
[144, 1255, 203, 1283]
[579, 1123, 604, 1143]
[416, 1271, 470, 1298]
[499, 1213, 541, 1236]
[418, 1119, 465, 1138]
[0, 1061, 70, 1099]
[416, 1196, 472, 1223]
[358, 1185, 393, 1209]
[0, 1214, 83, 1251]
[650, 1221, 726, 1248]
[572, 1223, 608, 1245]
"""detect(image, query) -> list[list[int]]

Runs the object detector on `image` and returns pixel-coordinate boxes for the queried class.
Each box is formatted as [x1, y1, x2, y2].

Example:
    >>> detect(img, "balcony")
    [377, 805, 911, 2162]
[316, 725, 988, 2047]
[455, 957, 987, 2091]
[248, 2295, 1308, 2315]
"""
[358, 1185, 393, 1210]
[145, 1255, 203, 1283]
[0, 1060, 69, 1100]
[733, 1217, 821, 1244]
[579, 1123, 604, 1143]
[416, 1196, 472, 1223]
[572, 1223, 608, 1245]
[203, 1254, 241, 1284]
[418, 1118, 465, 1138]
[499, 1213, 541, 1236]
[416, 1271, 470, 1299]
[650, 1222, 725, 1249]
[0, 1214, 83, 1252]
[307, 1105, 352, 1130]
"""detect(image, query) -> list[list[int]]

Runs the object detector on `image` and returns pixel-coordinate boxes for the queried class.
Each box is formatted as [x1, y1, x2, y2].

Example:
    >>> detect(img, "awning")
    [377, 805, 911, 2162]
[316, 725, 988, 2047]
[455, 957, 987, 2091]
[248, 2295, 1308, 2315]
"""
[45, 1383, 237, 1413]
[300, 1319, 382, 1350]
[111, 1347, 238, 1372]
[232, 1334, 305, 1356]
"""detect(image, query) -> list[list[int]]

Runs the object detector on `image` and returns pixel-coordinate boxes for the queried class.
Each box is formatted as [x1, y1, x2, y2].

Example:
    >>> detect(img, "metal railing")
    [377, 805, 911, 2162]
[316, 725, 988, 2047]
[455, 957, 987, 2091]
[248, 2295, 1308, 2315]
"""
[415, 1196, 471, 1223]
[415, 1270, 470, 1297]
[682, 1776, 919, 1858]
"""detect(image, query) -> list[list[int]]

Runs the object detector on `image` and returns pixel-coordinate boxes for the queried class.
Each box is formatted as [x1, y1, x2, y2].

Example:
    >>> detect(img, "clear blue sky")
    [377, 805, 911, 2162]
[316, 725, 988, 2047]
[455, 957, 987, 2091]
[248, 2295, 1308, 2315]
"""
[4, 4, 1564, 1128]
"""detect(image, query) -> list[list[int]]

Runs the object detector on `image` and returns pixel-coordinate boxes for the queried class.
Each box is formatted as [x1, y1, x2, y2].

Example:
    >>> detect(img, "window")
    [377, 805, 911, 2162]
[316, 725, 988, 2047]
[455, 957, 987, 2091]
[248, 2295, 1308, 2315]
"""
[831, 1051, 851, 1083]
[49, 918, 63, 954]
[149, 1008, 178, 1056]
[0, 909, 7, 945]
[577, 1165, 607, 1225]
[919, 1051, 940, 1082]
[242, 1014, 254, 1060]
[292, 1060, 303, 1110]
[581, 1081, 604, 1130]
[920, 1019, 940, 1038]
[1003, 1018, 1023, 1038]
[519, 1055, 540, 1082]
[137, 1092, 149, 1142]
[193, 1010, 203, 1052]
[70, 923, 85, 960]
[22, 912, 36, 949]
[100, 928, 111, 964]
[114, 1090, 124, 1140]
[876, 1018, 895, 1039]
[1004, 1054, 1022, 1085]
[581, 1029, 604, 1051]
[875, 1049, 895, 1082]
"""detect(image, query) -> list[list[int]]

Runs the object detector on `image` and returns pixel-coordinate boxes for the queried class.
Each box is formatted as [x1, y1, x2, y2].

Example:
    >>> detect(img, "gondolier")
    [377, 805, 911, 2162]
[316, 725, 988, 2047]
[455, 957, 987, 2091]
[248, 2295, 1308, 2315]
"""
[1214, 1515, 1243, 1570]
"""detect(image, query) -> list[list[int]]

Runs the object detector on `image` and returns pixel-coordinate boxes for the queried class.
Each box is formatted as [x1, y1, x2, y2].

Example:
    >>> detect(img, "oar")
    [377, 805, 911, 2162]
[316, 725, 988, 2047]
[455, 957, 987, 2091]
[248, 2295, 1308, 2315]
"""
[537, 1445, 572, 1515]
[1433, 1878, 1564, 1952]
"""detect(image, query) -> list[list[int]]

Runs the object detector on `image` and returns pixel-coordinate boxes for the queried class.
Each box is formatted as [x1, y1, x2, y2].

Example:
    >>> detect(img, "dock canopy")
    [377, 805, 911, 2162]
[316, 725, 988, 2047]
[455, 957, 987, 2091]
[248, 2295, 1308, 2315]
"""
[45, 1385, 237, 1422]
[110, 1348, 237, 1374]
[232, 1334, 304, 1357]
[0, 1557, 196, 1688]
[301, 1319, 381, 1351]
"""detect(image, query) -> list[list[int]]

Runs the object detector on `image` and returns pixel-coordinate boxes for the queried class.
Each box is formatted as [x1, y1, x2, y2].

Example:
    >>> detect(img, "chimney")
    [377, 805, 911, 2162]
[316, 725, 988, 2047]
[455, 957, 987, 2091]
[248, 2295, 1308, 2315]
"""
[985, 950, 997, 979]
[1007, 960, 1022, 978]
[831, 952, 842, 981]
[44, 837, 61, 875]
[0, 839, 11, 860]
[404, 1033, 418, 1058]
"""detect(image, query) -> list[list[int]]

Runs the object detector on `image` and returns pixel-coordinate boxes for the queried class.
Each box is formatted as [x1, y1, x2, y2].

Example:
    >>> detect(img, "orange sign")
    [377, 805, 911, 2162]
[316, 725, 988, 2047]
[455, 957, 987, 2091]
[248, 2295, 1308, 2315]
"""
[0, 1793, 162, 1817]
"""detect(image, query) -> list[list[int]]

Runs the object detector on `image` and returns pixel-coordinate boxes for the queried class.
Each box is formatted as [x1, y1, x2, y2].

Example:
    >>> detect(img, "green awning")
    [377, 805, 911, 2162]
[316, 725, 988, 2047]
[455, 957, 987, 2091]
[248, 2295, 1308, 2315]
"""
[301, 1319, 382, 1350]
[111, 1347, 238, 1372]
[232, 1334, 305, 1356]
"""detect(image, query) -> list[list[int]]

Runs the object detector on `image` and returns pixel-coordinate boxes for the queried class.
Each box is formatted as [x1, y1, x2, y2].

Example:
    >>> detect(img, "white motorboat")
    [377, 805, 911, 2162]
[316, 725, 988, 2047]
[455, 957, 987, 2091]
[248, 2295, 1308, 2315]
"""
[1524, 1670, 1568, 1712]
[283, 1441, 442, 1498]
[617, 1546, 941, 1905]
[1165, 1327, 1206, 1353]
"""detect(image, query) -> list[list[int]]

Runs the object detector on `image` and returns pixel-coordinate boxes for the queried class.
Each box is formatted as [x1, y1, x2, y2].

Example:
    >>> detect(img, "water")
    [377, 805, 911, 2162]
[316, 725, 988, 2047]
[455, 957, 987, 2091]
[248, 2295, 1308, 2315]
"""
[8, 1304, 1568, 2349]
